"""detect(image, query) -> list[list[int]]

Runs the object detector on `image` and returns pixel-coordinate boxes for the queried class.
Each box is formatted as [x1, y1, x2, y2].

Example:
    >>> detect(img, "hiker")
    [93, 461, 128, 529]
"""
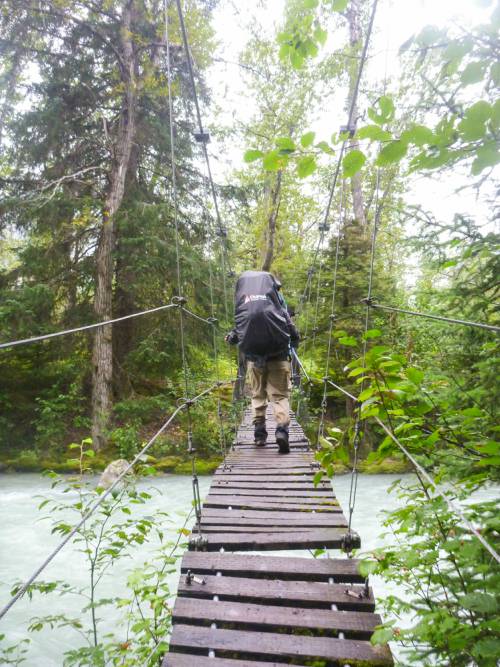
[225, 270, 299, 454]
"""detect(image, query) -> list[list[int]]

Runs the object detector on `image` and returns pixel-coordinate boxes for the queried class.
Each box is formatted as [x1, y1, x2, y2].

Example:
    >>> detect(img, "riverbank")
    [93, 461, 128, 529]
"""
[0, 451, 410, 475]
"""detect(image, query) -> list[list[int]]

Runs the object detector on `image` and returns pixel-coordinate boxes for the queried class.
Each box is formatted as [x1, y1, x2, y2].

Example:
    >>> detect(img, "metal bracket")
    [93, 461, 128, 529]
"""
[340, 124, 356, 137]
[194, 131, 210, 144]
[172, 295, 188, 306]
[185, 569, 206, 585]
[341, 531, 360, 553]
[360, 296, 375, 306]
[189, 535, 209, 551]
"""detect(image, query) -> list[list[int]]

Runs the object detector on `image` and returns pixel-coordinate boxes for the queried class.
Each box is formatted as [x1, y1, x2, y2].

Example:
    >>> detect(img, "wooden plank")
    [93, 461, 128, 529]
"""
[188, 529, 360, 552]
[214, 465, 320, 479]
[169, 625, 393, 665]
[198, 525, 338, 534]
[211, 481, 331, 490]
[198, 514, 347, 527]
[203, 498, 342, 512]
[173, 597, 381, 636]
[178, 574, 371, 610]
[180, 552, 365, 582]
[207, 488, 334, 498]
[205, 494, 339, 506]
[164, 656, 310, 667]
[214, 474, 327, 483]
[201, 507, 346, 526]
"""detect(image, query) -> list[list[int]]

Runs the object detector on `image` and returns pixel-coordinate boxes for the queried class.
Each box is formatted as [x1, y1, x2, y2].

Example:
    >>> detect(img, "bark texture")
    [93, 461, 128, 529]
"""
[91, 1, 138, 450]
[261, 170, 282, 272]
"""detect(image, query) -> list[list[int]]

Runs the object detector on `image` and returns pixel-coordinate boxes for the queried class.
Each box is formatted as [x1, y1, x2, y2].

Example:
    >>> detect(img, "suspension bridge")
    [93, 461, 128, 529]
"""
[0, 0, 499, 664]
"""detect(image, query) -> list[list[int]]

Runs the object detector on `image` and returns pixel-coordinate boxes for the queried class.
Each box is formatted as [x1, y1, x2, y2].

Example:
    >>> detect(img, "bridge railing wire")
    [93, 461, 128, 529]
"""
[0, 378, 235, 622]
[293, 351, 500, 565]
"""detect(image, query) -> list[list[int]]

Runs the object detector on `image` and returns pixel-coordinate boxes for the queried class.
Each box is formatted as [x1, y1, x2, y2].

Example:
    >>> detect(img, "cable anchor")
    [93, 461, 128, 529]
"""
[360, 296, 375, 307]
[339, 123, 356, 137]
[172, 295, 188, 306]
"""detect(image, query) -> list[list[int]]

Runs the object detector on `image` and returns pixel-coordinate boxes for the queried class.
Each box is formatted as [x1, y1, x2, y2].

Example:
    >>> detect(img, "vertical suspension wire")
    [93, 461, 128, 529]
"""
[164, 0, 202, 538]
[174, 0, 232, 324]
[318, 180, 346, 444]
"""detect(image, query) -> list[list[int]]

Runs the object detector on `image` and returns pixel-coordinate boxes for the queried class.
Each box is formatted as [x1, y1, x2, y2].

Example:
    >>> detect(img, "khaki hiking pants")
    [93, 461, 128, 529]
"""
[248, 359, 291, 427]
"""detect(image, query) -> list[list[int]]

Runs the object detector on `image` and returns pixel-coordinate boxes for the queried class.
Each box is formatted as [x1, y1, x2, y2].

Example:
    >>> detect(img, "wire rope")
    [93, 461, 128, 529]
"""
[174, 0, 232, 323]
[0, 303, 178, 351]
[364, 301, 500, 333]
[0, 381, 232, 622]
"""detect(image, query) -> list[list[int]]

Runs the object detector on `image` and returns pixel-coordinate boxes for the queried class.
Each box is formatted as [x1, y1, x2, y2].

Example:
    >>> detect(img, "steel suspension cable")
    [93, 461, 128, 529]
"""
[0, 303, 178, 351]
[318, 180, 346, 443]
[0, 381, 232, 622]
[164, 0, 202, 539]
[363, 301, 500, 333]
[174, 0, 232, 323]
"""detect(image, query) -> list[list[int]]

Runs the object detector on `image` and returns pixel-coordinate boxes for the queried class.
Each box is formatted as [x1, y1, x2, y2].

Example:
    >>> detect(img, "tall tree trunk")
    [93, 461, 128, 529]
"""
[261, 170, 282, 272]
[91, 1, 137, 450]
[346, 0, 366, 228]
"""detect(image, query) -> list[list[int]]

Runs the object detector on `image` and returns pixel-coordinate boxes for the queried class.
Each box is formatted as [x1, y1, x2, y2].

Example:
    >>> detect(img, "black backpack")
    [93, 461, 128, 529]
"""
[234, 271, 290, 362]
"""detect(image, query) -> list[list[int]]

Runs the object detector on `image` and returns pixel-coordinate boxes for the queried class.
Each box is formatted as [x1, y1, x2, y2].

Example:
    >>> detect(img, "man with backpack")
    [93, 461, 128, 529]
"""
[225, 271, 299, 454]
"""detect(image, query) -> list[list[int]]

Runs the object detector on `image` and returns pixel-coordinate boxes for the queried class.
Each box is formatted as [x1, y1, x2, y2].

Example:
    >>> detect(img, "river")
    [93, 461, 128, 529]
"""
[0, 472, 496, 665]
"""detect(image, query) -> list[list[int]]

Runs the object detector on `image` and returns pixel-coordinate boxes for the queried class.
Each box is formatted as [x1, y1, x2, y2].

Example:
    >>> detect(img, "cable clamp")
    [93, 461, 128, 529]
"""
[194, 131, 210, 144]
[322, 376, 329, 383]
[189, 535, 208, 551]
[216, 227, 228, 238]
[227, 270, 236, 278]
[207, 317, 218, 324]
[344, 587, 364, 600]
[329, 313, 337, 321]
[318, 223, 330, 233]
[307, 268, 315, 277]
[341, 531, 360, 553]
[321, 399, 327, 410]
[312, 327, 319, 334]
[172, 295, 188, 306]
[360, 297, 374, 306]
[339, 124, 356, 137]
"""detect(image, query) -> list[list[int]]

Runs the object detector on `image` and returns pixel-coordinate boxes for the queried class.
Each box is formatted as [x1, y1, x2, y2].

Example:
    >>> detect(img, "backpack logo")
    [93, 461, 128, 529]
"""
[244, 294, 268, 304]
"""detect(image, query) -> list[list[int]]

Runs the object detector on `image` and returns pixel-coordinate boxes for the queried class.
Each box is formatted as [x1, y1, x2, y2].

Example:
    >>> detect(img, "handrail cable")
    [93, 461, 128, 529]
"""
[0, 303, 178, 351]
[364, 301, 500, 333]
[321, 371, 500, 564]
[0, 381, 233, 622]
[318, 179, 345, 443]
[374, 416, 500, 565]
[165, 0, 203, 543]
[174, 0, 232, 322]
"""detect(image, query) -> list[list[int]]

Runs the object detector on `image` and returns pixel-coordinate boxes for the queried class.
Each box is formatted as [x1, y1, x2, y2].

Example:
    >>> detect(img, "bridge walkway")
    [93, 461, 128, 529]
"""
[163, 407, 393, 666]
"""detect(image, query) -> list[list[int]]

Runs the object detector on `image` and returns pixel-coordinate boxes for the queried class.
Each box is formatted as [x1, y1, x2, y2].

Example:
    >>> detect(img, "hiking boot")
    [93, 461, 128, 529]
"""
[276, 426, 290, 454]
[254, 422, 268, 447]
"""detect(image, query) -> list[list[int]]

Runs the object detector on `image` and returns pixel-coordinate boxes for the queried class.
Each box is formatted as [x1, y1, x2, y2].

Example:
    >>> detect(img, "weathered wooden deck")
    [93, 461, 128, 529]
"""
[163, 407, 393, 666]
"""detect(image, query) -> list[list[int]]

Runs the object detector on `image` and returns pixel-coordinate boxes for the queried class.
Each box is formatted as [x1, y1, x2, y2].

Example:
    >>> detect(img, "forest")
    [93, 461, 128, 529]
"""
[0, 0, 499, 665]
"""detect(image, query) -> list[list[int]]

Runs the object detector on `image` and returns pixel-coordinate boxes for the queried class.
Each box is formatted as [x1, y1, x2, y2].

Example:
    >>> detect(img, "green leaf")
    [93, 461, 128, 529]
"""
[243, 149, 264, 163]
[367, 96, 395, 125]
[461, 593, 498, 614]
[300, 131, 315, 148]
[332, 0, 348, 10]
[458, 101, 492, 141]
[371, 625, 394, 645]
[297, 155, 317, 177]
[375, 140, 408, 166]
[472, 638, 500, 659]
[275, 137, 296, 153]
[316, 140, 335, 154]
[314, 26, 327, 46]
[342, 149, 366, 177]
[357, 125, 392, 141]
[407, 367, 424, 385]
[471, 141, 500, 175]
[359, 559, 378, 577]
[338, 336, 357, 346]
[460, 61, 485, 85]
[362, 329, 382, 340]
[400, 124, 434, 147]
[303, 0, 319, 7]
[262, 150, 282, 171]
